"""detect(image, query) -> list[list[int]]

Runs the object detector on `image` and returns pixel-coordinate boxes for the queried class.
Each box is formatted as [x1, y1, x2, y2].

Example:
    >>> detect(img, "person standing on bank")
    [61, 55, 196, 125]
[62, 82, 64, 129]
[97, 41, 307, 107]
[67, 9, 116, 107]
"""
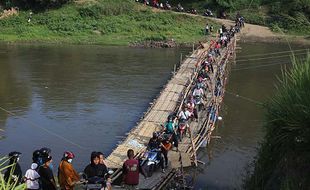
[4, 151, 23, 185]
[58, 151, 80, 190]
[24, 163, 40, 190]
[38, 155, 57, 190]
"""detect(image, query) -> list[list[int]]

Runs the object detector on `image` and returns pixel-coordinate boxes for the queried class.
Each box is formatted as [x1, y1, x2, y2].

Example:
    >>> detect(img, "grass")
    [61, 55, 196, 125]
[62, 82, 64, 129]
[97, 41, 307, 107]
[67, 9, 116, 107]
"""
[244, 54, 310, 189]
[0, 0, 217, 46]
[0, 157, 26, 190]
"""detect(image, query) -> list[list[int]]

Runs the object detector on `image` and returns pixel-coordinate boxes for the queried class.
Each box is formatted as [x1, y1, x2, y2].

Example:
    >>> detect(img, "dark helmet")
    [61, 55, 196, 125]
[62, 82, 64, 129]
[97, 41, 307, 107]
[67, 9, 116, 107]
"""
[152, 132, 159, 138]
[63, 151, 75, 159]
[32, 150, 41, 163]
[8, 151, 21, 162]
[8, 151, 21, 158]
[40, 147, 51, 157]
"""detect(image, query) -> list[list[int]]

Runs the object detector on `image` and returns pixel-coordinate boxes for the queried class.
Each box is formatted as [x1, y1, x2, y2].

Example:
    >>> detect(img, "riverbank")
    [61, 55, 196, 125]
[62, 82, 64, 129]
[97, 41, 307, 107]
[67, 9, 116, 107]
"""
[209, 17, 310, 45]
[0, 0, 220, 46]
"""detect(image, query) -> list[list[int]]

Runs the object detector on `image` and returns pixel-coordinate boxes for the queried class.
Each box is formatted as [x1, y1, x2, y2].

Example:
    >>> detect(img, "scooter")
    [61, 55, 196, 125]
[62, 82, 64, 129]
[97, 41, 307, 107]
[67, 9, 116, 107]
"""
[140, 149, 162, 177]
[194, 95, 203, 111]
[178, 120, 187, 141]
[165, 3, 172, 10]
[82, 170, 114, 190]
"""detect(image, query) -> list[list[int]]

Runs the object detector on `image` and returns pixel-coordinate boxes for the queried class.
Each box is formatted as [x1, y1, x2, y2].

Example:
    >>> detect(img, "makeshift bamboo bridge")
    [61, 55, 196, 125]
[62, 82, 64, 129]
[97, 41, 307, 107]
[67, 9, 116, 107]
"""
[105, 36, 237, 189]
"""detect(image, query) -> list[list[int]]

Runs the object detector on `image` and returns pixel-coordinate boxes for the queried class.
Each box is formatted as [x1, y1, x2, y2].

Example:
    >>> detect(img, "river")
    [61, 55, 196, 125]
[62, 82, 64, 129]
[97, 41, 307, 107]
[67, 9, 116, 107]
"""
[0, 42, 308, 189]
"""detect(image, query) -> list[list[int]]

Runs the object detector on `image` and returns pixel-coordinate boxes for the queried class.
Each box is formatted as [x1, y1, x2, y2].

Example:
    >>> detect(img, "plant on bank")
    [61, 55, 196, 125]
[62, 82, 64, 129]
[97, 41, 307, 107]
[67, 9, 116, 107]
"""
[0, 157, 25, 190]
[245, 54, 310, 189]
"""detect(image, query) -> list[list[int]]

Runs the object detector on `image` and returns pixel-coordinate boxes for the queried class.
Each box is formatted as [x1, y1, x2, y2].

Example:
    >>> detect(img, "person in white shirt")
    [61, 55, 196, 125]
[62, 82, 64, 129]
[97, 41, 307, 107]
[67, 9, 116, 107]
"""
[24, 163, 40, 190]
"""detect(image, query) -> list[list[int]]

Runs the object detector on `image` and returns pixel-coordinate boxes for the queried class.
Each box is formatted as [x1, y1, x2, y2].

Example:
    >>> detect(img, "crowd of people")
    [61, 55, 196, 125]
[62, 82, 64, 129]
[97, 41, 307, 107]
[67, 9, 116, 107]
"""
[2, 149, 113, 190]
[2, 14, 244, 190]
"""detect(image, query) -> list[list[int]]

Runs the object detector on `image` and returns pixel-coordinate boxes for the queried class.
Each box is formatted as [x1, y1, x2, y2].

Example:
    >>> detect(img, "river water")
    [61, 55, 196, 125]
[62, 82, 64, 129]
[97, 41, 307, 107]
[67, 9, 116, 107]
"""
[0, 42, 308, 189]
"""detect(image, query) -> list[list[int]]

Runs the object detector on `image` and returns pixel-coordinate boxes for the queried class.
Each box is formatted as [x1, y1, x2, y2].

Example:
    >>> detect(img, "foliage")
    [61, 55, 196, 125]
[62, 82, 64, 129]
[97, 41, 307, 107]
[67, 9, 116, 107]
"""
[169, 0, 310, 35]
[0, 0, 215, 45]
[245, 54, 310, 189]
[0, 157, 26, 190]
[0, 0, 72, 10]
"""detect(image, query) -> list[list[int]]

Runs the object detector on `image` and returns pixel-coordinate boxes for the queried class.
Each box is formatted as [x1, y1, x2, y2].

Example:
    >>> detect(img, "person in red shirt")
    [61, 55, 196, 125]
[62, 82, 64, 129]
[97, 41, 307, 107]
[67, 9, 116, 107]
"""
[122, 149, 145, 190]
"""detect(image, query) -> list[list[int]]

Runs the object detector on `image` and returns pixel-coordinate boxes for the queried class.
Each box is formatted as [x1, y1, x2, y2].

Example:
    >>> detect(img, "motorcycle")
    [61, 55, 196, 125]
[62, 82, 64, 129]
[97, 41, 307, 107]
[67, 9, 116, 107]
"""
[165, 3, 172, 10]
[194, 95, 203, 111]
[140, 149, 162, 177]
[82, 170, 114, 190]
[204, 9, 213, 17]
[178, 120, 188, 141]
[176, 4, 184, 12]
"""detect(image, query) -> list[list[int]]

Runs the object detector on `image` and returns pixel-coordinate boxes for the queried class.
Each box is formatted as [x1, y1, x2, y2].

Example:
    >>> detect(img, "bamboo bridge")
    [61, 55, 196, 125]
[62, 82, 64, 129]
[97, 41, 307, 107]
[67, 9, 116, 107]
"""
[105, 36, 237, 189]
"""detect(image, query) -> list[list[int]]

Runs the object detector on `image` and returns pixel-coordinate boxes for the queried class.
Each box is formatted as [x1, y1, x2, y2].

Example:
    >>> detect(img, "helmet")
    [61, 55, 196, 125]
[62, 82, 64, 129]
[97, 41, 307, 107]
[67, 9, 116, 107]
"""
[40, 147, 51, 156]
[32, 150, 41, 163]
[64, 151, 75, 159]
[8, 151, 21, 158]
[152, 132, 159, 138]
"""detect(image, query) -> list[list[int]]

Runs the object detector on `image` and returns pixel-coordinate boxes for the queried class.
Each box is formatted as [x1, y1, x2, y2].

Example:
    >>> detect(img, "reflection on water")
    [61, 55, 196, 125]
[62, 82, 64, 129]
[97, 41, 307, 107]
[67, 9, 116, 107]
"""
[0, 44, 190, 171]
[192, 42, 309, 190]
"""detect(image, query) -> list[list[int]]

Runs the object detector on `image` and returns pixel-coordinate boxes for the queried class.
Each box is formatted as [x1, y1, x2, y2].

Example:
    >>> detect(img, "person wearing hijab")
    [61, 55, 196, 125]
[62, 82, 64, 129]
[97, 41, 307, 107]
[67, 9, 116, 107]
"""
[58, 151, 80, 190]
[4, 151, 23, 185]
[24, 163, 40, 190]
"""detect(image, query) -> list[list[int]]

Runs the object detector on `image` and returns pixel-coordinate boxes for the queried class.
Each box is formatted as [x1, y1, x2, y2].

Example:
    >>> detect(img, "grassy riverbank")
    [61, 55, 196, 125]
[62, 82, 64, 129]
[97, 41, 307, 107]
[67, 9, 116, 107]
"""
[0, 0, 216, 46]
[245, 54, 310, 190]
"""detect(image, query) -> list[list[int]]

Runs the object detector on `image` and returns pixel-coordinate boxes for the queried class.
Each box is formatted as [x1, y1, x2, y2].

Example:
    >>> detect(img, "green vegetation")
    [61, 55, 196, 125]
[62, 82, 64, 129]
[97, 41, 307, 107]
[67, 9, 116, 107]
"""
[0, 157, 25, 190]
[0, 0, 215, 45]
[170, 0, 310, 35]
[244, 54, 310, 189]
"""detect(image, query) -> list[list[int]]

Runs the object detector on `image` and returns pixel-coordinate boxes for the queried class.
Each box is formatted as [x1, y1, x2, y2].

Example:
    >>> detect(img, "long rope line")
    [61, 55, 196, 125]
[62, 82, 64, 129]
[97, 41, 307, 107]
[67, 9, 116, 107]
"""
[236, 48, 309, 58]
[232, 58, 306, 71]
[0, 106, 87, 150]
[226, 91, 263, 105]
[236, 52, 308, 62]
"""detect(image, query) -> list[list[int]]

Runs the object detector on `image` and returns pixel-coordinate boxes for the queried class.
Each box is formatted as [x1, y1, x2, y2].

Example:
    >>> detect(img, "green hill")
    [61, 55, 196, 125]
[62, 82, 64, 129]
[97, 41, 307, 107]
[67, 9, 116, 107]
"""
[0, 0, 217, 45]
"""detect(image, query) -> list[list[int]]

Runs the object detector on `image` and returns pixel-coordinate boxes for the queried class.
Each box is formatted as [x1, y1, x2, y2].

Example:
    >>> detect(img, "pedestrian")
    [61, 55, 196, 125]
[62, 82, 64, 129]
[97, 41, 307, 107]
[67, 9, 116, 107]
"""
[4, 151, 23, 185]
[205, 24, 209, 35]
[24, 163, 40, 190]
[38, 155, 57, 190]
[122, 149, 146, 190]
[58, 151, 80, 190]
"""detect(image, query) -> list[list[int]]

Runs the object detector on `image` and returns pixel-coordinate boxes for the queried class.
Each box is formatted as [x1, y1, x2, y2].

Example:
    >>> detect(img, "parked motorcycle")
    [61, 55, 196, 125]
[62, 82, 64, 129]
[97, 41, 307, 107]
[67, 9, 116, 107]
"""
[140, 149, 162, 177]
[81, 170, 113, 190]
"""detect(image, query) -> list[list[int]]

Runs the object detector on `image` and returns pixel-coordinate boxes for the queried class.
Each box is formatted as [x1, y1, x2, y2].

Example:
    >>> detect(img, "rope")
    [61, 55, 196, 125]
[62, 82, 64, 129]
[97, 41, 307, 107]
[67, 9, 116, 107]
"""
[0, 106, 88, 150]
[236, 48, 309, 58]
[226, 91, 263, 105]
[235, 52, 308, 62]
[232, 58, 306, 71]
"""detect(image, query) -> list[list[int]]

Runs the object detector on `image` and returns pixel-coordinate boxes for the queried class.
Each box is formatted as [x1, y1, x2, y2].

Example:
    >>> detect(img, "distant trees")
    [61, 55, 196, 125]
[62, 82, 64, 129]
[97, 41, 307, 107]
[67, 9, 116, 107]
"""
[0, 0, 72, 10]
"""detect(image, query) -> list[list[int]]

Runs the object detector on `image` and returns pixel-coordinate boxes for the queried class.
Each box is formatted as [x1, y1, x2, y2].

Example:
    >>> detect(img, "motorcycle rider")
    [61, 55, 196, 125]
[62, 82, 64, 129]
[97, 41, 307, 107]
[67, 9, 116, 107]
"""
[84, 151, 109, 189]
[164, 115, 178, 151]
[147, 132, 167, 172]
[4, 151, 23, 185]
[58, 151, 80, 190]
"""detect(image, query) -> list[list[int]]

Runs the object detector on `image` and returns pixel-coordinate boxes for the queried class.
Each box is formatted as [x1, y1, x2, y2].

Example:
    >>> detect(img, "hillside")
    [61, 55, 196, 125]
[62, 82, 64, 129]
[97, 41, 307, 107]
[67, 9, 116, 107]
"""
[169, 0, 310, 36]
[0, 0, 218, 46]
